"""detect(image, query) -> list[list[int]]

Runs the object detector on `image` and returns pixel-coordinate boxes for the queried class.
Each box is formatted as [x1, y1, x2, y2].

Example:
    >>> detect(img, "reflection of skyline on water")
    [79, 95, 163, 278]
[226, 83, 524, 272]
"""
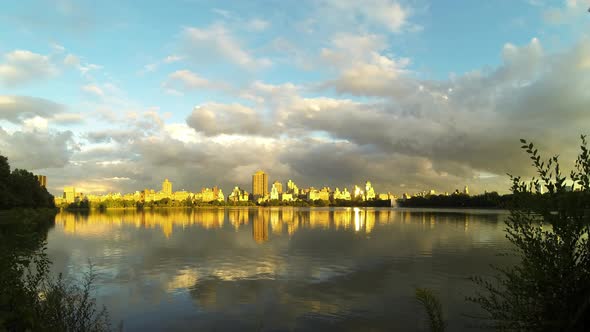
[55, 208, 500, 243]
[48, 208, 510, 331]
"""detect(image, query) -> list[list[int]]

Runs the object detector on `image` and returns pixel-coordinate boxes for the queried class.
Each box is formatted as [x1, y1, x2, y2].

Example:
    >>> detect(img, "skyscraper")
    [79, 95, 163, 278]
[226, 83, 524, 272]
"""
[252, 170, 268, 197]
[272, 180, 283, 194]
[36, 175, 47, 188]
[162, 179, 172, 196]
[463, 185, 469, 195]
[63, 186, 76, 203]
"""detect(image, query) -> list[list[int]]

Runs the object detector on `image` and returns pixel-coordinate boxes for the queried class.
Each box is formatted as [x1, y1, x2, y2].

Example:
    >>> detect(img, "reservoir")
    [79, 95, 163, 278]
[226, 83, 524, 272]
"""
[47, 207, 513, 331]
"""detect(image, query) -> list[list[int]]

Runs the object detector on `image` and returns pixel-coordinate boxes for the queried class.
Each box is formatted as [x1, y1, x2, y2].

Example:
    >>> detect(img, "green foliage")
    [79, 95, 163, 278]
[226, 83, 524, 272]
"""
[468, 136, 590, 331]
[415, 288, 446, 332]
[0, 211, 111, 331]
[398, 192, 512, 208]
[0, 154, 55, 210]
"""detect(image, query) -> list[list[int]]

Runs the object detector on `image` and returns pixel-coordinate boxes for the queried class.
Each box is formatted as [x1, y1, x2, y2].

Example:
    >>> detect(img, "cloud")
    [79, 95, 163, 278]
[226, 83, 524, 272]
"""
[183, 24, 272, 69]
[140, 55, 184, 75]
[246, 19, 270, 31]
[0, 95, 65, 123]
[51, 112, 84, 125]
[64, 53, 80, 66]
[319, 33, 411, 96]
[321, 0, 411, 33]
[163, 55, 183, 63]
[82, 84, 104, 97]
[161, 70, 228, 95]
[186, 103, 268, 136]
[543, 0, 589, 24]
[0, 50, 57, 86]
[7, 34, 590, 197]
[0, 127, 75, 170]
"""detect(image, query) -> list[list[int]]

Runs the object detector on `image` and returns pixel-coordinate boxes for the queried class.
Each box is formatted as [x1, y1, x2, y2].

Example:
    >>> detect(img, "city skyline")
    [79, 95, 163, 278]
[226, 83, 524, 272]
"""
[55, 169, 480, 207]
[1, 1, 589, 197]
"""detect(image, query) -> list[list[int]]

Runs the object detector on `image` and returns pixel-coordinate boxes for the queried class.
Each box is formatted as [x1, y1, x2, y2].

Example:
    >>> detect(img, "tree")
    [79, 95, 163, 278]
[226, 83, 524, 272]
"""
[0, 154, 55, 210]
[469, 136, 590, 331]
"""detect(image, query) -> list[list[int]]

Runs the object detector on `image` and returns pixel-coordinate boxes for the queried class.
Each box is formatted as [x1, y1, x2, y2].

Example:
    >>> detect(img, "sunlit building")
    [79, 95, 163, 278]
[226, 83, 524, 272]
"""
[332, 187, 351, 200]
[252, 170, 268, 198]
[270, 183, 280, 200]
[272, 180, 283, 194]
[36, 175, 47, 188]
[63, 186, 76, 203]
[463, 185, 469, 195]
[198, 186, 224, 202]
[162, 179, 172, 197]
[172, 191, 192, 201]
[365, 181, 376, 200]
[306, 187, 320, 201]
[353, 185, 364, 200]
[228, 186, 249, 202]
[318, 187, 330, 201]
[280, 192, 293, 201]
[286, 179, 299, 195]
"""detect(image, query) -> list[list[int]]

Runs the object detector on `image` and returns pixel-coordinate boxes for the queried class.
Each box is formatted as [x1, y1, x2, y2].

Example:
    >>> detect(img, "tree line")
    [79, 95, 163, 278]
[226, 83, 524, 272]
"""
[0, 155, 55, 210]
[397, 192, 513, 208]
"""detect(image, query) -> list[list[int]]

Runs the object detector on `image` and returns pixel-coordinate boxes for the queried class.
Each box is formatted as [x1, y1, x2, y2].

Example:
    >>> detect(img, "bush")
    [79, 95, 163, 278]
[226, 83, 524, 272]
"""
[0, 211, 111, 331]
[469, 136, 590, 331]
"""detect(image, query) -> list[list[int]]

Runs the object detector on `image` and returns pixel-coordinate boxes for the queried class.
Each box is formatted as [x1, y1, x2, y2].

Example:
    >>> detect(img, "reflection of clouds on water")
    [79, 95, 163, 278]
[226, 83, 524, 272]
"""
[47, 208, 511, 331]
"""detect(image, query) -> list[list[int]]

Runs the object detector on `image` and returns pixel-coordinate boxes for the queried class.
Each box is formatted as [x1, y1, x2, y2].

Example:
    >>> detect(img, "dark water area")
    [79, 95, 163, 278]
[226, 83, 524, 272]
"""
[44, 207, 515, 331]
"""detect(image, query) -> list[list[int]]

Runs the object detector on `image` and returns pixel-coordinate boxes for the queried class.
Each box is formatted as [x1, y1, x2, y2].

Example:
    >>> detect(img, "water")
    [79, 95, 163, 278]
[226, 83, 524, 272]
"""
[46, 207, 514, 331]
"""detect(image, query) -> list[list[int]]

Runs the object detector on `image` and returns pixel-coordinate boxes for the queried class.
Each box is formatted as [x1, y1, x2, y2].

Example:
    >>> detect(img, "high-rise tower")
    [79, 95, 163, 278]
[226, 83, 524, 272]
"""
[252, 170, 268, 197]
[162, 179, 173, 196]
[36, 175, 47, 188]
[272, 180, 283, 194]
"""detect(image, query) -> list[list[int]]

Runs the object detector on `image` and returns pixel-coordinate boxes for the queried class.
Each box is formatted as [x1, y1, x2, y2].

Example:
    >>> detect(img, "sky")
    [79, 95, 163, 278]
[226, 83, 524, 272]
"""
[1, 0, 589, 196]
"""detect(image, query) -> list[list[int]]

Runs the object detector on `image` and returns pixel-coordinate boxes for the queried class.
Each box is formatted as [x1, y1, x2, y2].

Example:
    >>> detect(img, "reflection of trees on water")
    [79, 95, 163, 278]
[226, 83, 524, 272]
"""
[0, 212, 54, 329]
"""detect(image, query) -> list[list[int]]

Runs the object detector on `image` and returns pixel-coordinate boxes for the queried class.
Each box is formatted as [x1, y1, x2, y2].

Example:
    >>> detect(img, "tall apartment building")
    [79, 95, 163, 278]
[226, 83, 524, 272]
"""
[272, 180, 283, 194]
[36, 175, 47, 188]
[252, 170, 268, 197]
[63, 186, 76, 203]
[162, 179, 173, 196]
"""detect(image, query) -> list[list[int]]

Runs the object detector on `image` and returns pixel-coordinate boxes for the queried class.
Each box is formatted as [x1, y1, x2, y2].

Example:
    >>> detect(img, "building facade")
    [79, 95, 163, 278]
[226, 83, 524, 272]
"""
[162, 179, 173, 196]
[36, 175, 47, 188]
[252, 170, 268, 197]
[272, 180, 283, 194]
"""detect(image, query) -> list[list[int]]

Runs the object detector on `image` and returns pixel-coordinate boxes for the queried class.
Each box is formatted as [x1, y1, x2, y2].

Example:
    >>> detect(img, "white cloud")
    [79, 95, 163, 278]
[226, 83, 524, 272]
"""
[187, 103, 267, 136]
[82, 84, 104, 97]
[64, 53, 80, 66]
[140, 55, 184, 75]
[161, 70, 229, 94]
[183, 24, 272, 69]
[322, 0, 411, 32]
[246, 19, 270, 31]
[50, 42, 66, 53]
[0, 95, 64, 123]
[320, 33, 411, 96]
[543, 0, 589, 24]
[0, 50, 57, 86]
[163, 55, 183, 63]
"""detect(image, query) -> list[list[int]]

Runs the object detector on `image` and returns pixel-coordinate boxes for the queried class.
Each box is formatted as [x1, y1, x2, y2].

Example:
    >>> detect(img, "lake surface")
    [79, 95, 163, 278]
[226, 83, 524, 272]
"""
[46, 207, 514, 331]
